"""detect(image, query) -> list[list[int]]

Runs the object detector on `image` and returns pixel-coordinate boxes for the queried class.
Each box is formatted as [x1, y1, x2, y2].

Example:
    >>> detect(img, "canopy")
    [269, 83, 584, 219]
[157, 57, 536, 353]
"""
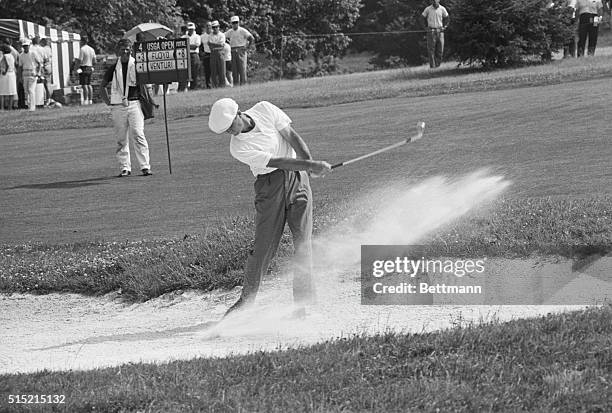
[0, 19, 81, 90]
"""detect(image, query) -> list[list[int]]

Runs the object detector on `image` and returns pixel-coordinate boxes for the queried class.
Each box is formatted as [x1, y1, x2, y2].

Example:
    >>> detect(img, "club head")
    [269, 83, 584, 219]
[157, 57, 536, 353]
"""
[408, 121, 426, 142]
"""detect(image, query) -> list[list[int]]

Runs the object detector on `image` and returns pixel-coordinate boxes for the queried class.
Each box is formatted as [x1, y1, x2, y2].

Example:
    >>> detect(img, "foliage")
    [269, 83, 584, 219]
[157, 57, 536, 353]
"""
[350, 0, 429, 68]
[0, 0, 183, 52]
[446, 0, 575, 67]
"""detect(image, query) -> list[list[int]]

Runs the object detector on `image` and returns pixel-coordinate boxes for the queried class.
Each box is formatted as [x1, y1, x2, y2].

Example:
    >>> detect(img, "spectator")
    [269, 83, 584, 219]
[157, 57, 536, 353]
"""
[563, 1, 578, 58]
[19, 38, 43, 111]
[575, 0, 604, 56]
[225, 16, 254, 86]
[39, 37, 53, 105]
[208, 20, 226, 88]
[223, 41, 233, 87]
[178, 25, 188, 91]
[99, 38, 154, 178]
[185, 22, 201, 90]
[0, 44, 17, 110]
[421, 0, 449, 69]
[1, 38, 20, 108]
[77, 36, 96, 104]
[200, 21, 212, 89]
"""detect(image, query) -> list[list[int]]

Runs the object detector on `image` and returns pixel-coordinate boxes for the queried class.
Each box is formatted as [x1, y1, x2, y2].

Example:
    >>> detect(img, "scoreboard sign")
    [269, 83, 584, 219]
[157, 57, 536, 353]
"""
[133, 39, 190, 84]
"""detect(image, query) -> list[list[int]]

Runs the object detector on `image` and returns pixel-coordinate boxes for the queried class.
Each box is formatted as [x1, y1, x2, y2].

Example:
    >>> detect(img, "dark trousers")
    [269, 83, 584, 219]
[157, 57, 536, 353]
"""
[578, 13, 599, 57]
[239, 169, 316, 305]
[202, 53, 211, 88]
[17, 81, 26, 109]
[189, 53, 200, 89]
[426, 29, 444, 68]
[210, 49, 225, 88]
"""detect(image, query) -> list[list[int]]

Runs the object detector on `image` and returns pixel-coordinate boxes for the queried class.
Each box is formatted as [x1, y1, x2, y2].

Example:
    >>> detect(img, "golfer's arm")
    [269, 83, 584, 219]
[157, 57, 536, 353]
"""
[278, 125, 312, 160]
[266, 157, 319, 172]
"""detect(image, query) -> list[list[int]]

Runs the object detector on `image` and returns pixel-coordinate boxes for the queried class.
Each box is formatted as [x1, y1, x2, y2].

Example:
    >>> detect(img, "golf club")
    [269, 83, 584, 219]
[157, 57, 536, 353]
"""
[331, 121, 426, 169]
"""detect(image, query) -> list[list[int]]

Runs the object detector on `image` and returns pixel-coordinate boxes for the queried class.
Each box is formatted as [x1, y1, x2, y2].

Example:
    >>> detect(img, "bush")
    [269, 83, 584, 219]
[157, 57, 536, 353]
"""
[447, 0, 575, 67]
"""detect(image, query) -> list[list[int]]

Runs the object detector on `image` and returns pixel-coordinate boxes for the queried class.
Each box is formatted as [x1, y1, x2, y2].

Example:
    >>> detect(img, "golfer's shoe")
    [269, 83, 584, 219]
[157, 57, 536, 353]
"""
[117, 170, 131, 177]
[223, 297, 252, 318]
[141, 168, 153, 176]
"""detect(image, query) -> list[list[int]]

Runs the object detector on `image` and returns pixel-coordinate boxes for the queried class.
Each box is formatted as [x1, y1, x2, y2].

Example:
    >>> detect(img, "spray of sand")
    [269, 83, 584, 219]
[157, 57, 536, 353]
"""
[199, 169, 511, 339]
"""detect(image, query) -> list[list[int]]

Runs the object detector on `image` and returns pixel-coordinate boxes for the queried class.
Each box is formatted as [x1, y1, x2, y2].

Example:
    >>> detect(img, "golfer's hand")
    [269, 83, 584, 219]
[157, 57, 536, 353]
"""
[309, 161, 332, 178]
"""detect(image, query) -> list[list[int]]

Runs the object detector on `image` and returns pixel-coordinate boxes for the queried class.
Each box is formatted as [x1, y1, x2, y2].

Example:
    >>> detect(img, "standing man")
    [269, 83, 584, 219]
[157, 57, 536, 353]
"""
[77, 36, 96, 105]
[421, 0, 449, 68]
[208, 21, 226, 88]
[225, 16, 254, 86]
[575, 0, 604, 56]
[177, 25, 188, 91]
[99, 38, 153, 177]
[563, 0, 578, 58]
[19, 38, 42, 111]
[39, 37, 53, 105]
[208, 98, 331, 316]
[186, 22, 201, 90]
[200, 21, 212, 89]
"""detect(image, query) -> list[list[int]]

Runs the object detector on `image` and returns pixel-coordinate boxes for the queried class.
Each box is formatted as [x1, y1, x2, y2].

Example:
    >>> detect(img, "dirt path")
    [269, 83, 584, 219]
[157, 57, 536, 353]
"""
[1, 266, 598, 375]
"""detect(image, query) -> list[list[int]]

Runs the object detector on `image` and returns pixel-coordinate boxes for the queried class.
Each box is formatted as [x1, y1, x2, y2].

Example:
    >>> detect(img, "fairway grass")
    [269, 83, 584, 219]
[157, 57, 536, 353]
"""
[2, 306, 610, 412]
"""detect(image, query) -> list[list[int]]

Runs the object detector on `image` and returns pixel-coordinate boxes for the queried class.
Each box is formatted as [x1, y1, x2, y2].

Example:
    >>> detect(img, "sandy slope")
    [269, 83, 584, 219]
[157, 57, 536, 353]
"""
[2, 265, 603, 375]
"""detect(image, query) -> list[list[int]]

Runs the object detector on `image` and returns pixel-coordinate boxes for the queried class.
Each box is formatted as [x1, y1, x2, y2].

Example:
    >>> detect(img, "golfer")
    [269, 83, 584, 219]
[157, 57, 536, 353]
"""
[208, 98, 331, 316]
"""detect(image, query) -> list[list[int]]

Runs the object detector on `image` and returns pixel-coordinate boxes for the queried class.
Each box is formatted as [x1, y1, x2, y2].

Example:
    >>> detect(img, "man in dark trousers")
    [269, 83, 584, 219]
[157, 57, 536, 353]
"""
[421, 0, 450, 68]
[575, 0, 604, 56]
[208, 98, 332, 317]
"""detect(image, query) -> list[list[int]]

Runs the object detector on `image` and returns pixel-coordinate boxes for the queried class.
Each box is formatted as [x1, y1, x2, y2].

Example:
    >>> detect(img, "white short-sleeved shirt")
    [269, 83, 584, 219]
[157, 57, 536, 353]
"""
[422, 5, 449, 28]
[208, 32, 226, 50]
[79, 44, 96, 66]
[225, 26, 253, 48]
[200, 32, 211, 53]
[574, 0, 602, 15]
[223, 43, 231, 61]
[188, 33, 201, 54]
[230, 101, 295, 177]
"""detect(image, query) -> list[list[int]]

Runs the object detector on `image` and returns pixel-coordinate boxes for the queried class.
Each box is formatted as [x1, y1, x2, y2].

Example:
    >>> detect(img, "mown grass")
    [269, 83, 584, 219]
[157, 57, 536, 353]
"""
[1, 196, 610, 300]
[2, 306, 610, 412]
[2, 51, 612, 135]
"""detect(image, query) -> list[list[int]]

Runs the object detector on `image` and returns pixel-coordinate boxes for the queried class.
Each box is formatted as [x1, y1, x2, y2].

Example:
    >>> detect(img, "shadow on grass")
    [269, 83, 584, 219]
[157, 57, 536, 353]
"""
[7, 176, 115, 190]
[35, 321, 220, 350]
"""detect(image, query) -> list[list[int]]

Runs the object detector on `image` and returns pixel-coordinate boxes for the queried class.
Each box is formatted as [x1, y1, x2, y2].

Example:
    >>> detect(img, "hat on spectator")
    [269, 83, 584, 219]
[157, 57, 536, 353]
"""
[211, 20, 220, 27]
[209, 98, 239, 134]
[21, 38, 31, 46]
[230, 16, 240, 23]
[187, 22, 196, 30]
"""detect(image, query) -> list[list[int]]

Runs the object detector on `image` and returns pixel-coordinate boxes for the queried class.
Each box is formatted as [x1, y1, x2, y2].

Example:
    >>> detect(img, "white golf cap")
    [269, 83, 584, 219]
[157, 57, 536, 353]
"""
[209, 98, 239, 134]
[21, 38, 31, 46]
[211, 20, 220, 27]
[230, 16, 240, 23]
[187, 22, 196, 29]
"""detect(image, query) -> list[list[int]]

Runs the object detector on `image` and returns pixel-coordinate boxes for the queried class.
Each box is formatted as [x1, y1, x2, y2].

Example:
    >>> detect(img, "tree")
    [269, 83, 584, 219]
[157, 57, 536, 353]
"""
[446, 0, 575, 67]
[0, 0, 182, 52]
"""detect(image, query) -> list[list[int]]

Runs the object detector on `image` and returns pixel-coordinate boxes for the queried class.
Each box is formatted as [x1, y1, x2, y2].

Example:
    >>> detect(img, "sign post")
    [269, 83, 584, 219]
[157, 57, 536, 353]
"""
[133, 38, 191, 174]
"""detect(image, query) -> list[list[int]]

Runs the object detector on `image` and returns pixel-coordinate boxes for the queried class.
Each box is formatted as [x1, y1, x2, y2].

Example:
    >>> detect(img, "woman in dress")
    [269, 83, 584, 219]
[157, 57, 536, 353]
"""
[0, 44, 17, 110]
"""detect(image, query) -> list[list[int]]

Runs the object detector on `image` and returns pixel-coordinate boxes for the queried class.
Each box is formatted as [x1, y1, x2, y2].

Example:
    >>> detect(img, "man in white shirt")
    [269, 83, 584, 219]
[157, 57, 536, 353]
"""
[186, 22, 202, 89]
[574, 0, 603, 56]
[200, 21, 212, 88]
[208, 98, 332, 317]
[207, 20, 226, 88]
[225, 16, 254, 86]
[19, 39, 43, 111]
[76, 36, 96, 104]
[421, 0, 449, 68]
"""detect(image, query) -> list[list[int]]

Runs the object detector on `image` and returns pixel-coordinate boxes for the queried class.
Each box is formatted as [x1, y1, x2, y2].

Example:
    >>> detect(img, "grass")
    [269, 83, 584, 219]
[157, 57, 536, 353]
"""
[1, 196, 609, 300]
[1, 306, 610, 412]
[2, 50, 612, 135]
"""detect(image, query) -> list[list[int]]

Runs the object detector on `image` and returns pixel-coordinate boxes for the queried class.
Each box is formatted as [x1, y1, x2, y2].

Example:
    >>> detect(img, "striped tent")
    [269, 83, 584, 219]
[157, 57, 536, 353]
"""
[0, 19, 81, 90]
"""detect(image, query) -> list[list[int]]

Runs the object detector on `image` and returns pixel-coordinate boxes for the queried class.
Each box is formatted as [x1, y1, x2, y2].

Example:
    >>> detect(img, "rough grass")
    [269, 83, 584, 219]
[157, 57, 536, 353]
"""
[2, 52, 612, 135]
[1, 196, 610, 300]
[2, 306, 610, 412]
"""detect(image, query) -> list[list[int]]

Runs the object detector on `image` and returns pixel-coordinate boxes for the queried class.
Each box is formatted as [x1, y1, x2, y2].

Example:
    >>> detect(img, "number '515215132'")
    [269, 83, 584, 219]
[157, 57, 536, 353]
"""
[8, 394, 65, 404]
